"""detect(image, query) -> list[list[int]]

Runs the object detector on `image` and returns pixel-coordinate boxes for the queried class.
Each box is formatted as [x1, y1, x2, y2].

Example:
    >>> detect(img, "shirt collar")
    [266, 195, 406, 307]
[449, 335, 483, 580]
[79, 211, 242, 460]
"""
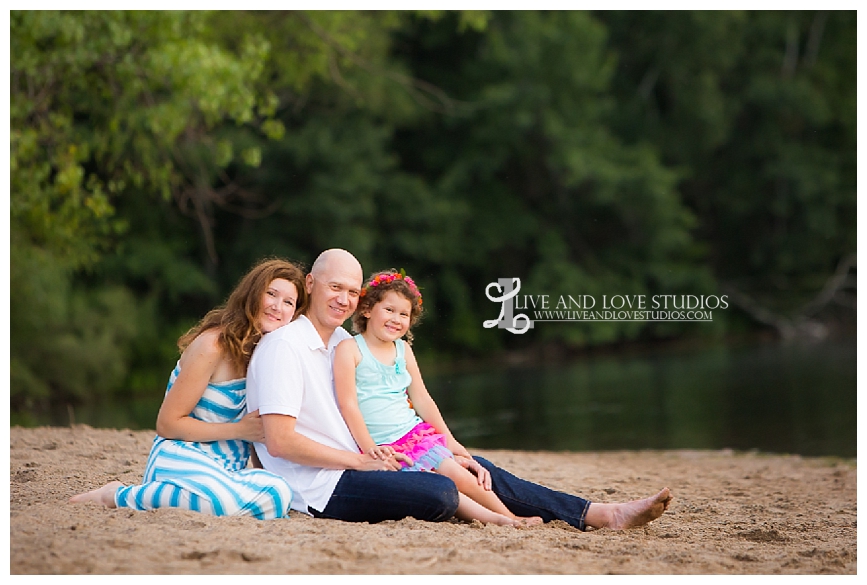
[295, 315, 346, 352]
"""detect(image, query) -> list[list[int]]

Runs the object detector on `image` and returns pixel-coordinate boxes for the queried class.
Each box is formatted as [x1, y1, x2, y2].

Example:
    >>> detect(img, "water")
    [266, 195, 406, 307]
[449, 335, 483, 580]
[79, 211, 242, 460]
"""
[425, 340, 857, 458]
[33, 340, 857, 458]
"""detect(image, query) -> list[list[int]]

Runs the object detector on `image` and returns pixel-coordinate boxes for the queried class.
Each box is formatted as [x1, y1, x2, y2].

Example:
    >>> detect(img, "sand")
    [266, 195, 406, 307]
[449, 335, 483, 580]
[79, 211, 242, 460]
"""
[9, 425, 856, 575]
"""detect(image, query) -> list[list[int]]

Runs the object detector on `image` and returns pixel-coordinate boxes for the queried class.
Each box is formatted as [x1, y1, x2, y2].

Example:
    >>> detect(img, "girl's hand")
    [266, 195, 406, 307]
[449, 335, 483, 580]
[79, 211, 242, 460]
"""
[236, 410, 266, 443]
[353, 452, 409, 471]
[364, 445, 397, 461]
[455, 455, 492, 491]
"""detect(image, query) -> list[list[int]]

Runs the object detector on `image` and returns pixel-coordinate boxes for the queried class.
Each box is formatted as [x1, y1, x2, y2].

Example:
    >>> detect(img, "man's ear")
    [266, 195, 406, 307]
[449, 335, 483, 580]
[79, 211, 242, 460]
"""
[305, 273, 314, 294]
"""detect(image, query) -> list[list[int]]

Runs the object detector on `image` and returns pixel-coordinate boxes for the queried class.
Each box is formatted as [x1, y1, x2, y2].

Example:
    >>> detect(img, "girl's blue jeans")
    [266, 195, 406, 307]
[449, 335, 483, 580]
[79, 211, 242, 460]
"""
[309, 456, 590, 530]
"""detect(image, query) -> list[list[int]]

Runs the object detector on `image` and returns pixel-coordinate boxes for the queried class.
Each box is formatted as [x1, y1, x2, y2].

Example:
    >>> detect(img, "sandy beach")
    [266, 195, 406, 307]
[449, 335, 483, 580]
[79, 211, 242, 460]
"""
[9, 425, 856, 574]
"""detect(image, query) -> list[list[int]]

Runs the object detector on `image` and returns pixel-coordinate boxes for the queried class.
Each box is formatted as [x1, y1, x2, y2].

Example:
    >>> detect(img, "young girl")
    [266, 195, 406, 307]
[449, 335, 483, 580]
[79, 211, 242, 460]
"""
[70, 258, 306, 520]
[334, 269, 542, 527]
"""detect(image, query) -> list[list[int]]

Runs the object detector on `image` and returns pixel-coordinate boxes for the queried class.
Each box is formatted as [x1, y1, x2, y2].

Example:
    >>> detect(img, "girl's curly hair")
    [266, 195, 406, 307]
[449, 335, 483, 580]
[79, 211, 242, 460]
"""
[178, 258, 308, 371]
[352, 269, 424, 344]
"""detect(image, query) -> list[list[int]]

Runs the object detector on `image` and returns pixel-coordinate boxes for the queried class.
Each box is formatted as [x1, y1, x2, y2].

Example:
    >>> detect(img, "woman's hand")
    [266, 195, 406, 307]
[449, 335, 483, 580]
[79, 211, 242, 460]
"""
[454, 455, 492, 491]
[236, 410, 266, 443]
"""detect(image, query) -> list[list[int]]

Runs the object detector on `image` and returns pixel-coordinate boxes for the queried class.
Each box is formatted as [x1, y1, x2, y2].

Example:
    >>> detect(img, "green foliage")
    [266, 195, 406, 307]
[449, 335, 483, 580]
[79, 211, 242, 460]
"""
[10, 10, 284, 416]
[386, 11, 711, 349]
[598, 10, 856, 311]
[10, 10, 279, 269]
[10, 232, 139, 412]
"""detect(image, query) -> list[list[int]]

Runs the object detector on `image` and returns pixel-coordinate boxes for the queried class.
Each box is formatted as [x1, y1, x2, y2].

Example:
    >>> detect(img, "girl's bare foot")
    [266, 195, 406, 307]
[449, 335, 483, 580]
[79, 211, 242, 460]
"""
[69, 481, 124, 508]
[517, 516, 543, 527]
[487, 514, 543, 528]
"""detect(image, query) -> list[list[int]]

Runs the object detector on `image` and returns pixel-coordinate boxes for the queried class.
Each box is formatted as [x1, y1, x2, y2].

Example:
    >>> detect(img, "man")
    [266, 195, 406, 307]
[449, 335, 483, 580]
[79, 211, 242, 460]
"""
[247, 249, 671, 528]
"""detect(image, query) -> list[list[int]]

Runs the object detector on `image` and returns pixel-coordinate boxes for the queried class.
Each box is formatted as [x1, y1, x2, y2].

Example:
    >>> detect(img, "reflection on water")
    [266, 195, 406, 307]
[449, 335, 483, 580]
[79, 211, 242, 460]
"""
[34, 340, 856, 458]
[426, 340, 856, 458]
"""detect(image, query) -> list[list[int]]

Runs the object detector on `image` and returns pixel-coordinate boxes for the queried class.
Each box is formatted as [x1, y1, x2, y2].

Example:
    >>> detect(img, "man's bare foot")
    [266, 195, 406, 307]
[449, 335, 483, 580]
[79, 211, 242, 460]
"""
[586, 487, 672, 530]
[69, 481, 124, 508]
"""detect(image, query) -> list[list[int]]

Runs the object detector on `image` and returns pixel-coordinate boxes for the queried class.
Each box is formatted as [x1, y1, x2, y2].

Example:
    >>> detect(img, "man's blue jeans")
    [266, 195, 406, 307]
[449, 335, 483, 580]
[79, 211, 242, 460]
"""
[310, 456, 590, 530]
[309, 467, 459, 522]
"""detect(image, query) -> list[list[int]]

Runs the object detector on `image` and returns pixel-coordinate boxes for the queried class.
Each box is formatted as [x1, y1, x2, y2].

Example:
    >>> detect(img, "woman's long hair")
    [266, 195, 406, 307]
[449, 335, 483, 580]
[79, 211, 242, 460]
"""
[178, 258, 308, 372]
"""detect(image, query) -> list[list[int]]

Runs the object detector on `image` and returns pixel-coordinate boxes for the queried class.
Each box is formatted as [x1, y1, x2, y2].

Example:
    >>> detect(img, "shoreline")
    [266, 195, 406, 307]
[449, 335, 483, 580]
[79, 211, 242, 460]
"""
[10, 426, 857, 574]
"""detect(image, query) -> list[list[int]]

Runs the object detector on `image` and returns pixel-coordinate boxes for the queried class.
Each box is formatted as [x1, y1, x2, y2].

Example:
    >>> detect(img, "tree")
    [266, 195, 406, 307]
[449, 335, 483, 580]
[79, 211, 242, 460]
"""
[11, 11, 285, 415]
[598, 10, 856, 337]
[10, 10, 855, 423]
[388, 11, 712, 349]
[9, 10, 485, 418]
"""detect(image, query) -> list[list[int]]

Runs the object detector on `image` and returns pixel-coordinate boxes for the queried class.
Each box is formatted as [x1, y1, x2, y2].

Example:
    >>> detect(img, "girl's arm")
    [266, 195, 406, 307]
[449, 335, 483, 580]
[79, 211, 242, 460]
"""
[155, 329, 263, 443]
[333, 339, 392, 458]
[404, 344, 471, 459]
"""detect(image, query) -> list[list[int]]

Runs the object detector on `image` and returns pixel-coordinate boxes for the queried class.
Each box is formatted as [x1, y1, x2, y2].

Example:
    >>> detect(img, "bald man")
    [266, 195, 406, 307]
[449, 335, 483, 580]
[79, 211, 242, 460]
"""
[247, 249, 671, 527]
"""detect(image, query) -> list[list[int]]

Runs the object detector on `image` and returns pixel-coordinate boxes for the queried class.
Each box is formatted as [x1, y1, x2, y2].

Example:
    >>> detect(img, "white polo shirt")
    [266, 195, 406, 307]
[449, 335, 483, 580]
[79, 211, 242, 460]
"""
[246, 315, 358, 514]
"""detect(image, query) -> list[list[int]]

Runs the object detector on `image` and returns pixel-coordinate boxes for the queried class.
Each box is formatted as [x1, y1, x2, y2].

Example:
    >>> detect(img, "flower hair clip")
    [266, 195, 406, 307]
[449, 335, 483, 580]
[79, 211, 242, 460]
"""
[360, 269, 423, 306]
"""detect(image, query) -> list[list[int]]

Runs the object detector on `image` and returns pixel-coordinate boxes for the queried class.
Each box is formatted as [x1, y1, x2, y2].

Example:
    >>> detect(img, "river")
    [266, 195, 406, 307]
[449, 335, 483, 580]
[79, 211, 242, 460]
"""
[425, 339, 856, 458]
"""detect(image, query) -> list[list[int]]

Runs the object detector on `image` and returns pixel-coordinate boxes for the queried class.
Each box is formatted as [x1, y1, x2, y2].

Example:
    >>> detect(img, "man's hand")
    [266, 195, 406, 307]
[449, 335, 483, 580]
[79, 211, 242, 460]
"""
[353, 451, 413, 472]
[454, 455, 492, 490]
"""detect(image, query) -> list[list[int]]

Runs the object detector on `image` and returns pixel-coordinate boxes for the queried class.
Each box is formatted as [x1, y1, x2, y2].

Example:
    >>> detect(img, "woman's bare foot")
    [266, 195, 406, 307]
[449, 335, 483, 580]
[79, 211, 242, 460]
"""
[69, 481, 124, 508]
[585, 487, 672, 530]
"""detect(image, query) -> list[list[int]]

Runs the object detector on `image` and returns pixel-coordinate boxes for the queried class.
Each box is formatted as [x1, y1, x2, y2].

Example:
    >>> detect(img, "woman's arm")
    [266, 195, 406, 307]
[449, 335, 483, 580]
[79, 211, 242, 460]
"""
[155, 329, 263, 443]
[404, 344, 471, 459]
[333, 339, 385, 456]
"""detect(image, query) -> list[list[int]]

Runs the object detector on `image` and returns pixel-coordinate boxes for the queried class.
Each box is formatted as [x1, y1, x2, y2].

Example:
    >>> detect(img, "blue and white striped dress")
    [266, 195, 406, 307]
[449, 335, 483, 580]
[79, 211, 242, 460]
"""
[114, 363, 293, 520]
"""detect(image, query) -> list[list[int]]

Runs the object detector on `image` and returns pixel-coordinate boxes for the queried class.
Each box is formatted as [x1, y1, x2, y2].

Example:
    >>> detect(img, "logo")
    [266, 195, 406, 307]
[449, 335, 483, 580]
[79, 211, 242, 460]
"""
[482, 278, 534, 334]
[483, 277, 728, 335]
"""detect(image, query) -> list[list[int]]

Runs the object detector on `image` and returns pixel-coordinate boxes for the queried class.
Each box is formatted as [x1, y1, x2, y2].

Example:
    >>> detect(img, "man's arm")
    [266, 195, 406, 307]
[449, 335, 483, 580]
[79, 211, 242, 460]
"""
[252, 334, 408, 471]
[261, 413, 404, 471]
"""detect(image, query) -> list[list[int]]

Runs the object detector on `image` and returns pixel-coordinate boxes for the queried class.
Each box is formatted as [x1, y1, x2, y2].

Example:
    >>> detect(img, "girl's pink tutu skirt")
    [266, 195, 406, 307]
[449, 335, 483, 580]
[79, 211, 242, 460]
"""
[384, 422, 453, 472]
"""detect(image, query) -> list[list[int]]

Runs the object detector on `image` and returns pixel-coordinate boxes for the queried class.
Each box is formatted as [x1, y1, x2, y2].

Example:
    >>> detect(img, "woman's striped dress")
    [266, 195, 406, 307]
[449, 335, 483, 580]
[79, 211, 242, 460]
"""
[114, 363, 293, 520]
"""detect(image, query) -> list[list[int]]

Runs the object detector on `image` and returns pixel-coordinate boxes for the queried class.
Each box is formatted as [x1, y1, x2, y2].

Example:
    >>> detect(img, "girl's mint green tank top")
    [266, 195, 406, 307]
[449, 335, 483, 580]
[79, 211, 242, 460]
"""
[353, 334, 422, 445]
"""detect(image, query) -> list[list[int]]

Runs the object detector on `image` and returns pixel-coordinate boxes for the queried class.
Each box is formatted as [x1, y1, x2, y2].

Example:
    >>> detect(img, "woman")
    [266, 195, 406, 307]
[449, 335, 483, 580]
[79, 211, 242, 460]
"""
[70, 258, 307, 520]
